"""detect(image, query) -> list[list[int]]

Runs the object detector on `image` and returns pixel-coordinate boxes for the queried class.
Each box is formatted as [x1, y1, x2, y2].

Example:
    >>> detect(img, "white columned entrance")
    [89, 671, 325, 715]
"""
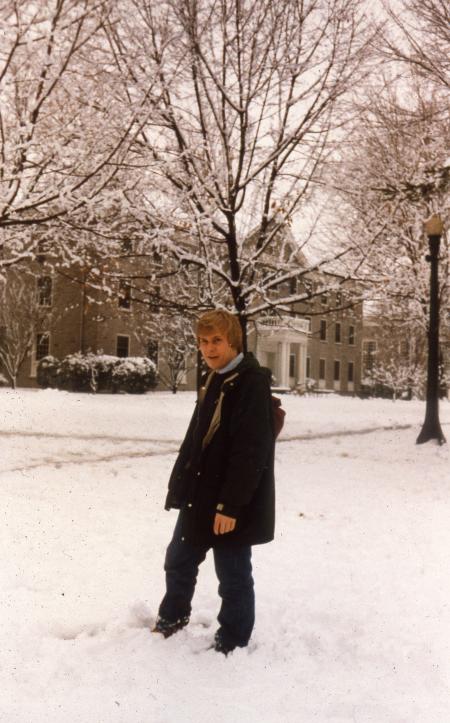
[248, 316, 310, 391]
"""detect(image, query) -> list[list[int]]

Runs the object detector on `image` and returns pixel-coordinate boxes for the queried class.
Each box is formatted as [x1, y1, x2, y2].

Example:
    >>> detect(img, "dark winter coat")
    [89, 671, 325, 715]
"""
[164, 353, 276, 547]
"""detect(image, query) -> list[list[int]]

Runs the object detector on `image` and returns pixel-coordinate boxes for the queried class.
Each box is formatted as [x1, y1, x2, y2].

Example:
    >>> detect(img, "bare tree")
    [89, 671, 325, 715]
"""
[0, 268, 50, 388]
[329, 70, 450, 396]
[103, 0, 379, 347]
[0, 1, 153, 269]
[333, 80, 449, 321]
[382, 0, 450, 90]
[133, 312, 198, 393]
[362, 306, 428, 400]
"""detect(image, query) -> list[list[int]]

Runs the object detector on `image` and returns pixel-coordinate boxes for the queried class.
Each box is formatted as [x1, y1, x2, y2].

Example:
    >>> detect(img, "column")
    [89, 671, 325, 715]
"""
[277, 341, 290, 388]
[298, 342, 307, 388]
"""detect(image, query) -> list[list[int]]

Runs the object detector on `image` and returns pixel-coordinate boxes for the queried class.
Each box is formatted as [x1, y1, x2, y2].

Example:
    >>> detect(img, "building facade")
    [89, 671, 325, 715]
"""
[1, 219, 366, 392]
[10, 262, 363, 394]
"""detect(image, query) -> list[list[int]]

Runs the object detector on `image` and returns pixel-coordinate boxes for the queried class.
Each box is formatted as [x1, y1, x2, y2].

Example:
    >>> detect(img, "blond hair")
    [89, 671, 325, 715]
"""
[196, 310, 243, 352]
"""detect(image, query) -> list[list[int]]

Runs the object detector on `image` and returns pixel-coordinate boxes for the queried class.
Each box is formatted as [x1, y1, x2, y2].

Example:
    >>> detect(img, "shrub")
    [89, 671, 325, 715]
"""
[36, 355, 60, 389]
[93, 355, 118, 392]
[111, 357, 158, 394]
[57, 353, 96, 392]
[36, 353, 157, 393]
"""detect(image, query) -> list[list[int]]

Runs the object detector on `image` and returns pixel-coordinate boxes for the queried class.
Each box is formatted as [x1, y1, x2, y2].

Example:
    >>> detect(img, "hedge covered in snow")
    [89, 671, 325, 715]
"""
[37, 353, 158, 394]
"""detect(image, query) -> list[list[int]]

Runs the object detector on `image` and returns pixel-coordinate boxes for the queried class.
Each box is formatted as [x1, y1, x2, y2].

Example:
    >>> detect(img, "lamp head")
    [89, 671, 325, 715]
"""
[424, 213, 444, 237]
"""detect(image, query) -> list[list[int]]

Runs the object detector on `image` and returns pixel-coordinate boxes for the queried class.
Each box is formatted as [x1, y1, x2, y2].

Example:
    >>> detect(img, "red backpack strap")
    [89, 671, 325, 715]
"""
[271, 395, 286, 438]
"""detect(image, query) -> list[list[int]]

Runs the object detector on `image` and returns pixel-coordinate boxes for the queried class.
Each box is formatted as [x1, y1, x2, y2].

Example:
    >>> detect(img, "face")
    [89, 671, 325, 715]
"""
[198, 328, 238, 370]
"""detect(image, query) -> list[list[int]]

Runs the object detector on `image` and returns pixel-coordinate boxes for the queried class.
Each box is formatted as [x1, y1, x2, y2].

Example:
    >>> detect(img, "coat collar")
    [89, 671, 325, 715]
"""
[200, 371, 239, 449]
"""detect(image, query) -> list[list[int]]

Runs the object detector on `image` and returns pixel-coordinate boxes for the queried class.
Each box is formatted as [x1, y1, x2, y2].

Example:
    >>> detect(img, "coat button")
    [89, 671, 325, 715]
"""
[181, 536, 185, 541]
[197, 472, 201, 476]
[188, 503, 192, 508]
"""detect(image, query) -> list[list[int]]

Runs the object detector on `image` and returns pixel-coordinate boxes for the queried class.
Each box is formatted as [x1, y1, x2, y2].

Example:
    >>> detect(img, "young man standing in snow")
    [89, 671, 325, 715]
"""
[153, 309, 276, 654]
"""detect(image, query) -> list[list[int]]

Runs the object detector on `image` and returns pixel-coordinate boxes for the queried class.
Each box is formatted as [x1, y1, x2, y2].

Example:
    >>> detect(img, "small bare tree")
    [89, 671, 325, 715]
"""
[0, 269, 50, 388]
[134, 312, 198, 393]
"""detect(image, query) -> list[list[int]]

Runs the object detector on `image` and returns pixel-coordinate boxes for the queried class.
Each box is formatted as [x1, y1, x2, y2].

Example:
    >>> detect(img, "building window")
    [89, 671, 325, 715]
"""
[319, 358, 326, 380]
[348, 325, 355, 345]
[116, 335, 129, 358]
[36, 332, 50, 360]
[147, 339, 158, 366]
[336, 291, 343, 306]
[348, 361, 354, 383]
[321, 293, 328, 306]
[289, 353, 297, 378]
[306, 356, 311, 378]
[334, 360, 340, 382]
[335, 322, 341, 343]
[363, 341, 377, 373]
[118, 281, 132, 310]
[320, 319, 327, 341]
[289, 277, 297, 295]
[30, 332, 50, 378]
[37, 276, 52, 306]
[266, 351, 276, 378]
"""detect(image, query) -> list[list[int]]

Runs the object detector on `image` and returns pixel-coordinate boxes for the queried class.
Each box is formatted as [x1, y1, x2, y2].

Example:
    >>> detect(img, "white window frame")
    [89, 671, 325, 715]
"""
[31, 331, 51, 377]
[37, 275, 53, 307]
[363, 340, 377, 373]
[348, 361, 355, 392]
[319, 358, 326, 389]
[335, 321, 341, 344]
[333, 359, 341, 390]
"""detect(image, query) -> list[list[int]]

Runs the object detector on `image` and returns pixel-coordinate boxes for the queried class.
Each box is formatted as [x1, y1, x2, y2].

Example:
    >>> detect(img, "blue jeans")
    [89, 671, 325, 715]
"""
[158, 513, 255, 648]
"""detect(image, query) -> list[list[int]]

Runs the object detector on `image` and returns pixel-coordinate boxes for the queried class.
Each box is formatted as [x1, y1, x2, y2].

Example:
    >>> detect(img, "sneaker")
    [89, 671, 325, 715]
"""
[151, 615, 189, 638]
[213, 631, 235, 656]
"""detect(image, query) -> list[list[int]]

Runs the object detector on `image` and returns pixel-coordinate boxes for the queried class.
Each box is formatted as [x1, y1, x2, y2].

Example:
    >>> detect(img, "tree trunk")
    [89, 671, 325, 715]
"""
[239, 314, 248, 354]
[196, 349, 203, 392]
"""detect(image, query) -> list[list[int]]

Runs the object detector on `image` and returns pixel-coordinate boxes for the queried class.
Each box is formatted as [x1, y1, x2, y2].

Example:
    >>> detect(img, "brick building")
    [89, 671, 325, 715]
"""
[294, 287, 363, 395]
[13, 268, 161, 388]
[9, 271, 362, 395]
[5, 228, 363, 394]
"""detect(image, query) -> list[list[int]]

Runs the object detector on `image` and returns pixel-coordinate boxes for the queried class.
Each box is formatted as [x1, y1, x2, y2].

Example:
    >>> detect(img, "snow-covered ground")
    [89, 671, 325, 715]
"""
[1, 389, 449, 723]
